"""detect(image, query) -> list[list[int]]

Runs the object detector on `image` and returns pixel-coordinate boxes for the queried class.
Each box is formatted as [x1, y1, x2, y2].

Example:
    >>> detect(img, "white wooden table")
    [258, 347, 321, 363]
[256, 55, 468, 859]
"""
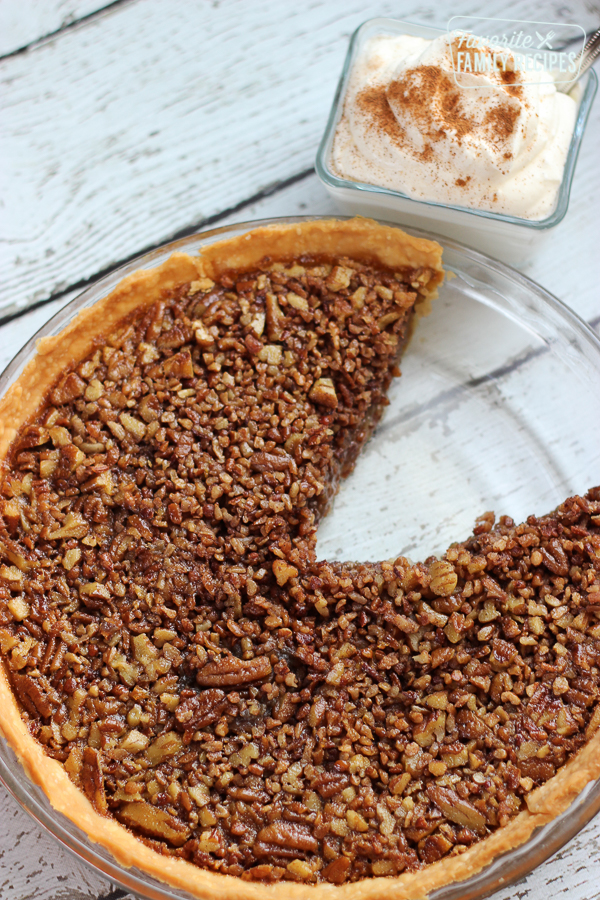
[1, 1, 600, 898]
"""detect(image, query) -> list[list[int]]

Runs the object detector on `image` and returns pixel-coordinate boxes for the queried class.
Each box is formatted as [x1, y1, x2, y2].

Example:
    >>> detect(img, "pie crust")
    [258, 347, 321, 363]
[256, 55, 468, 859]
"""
[0, 217, 599, 900]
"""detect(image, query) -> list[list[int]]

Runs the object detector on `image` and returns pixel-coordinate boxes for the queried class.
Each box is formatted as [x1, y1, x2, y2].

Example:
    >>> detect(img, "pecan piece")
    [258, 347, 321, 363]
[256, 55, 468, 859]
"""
[245, 333, 263, 355]
[48, 425, 71, 447]
[431, 646, 455, 668]
[266, 293, 285, 341]
[11, 672, 59, 719]
[540, 538, 569, 576]
[444, 611, 466, 644]
[272, 559, 298, 586]
[81, 747, 108, 814]
[193, 321, 216, 349]
[175, 688, 226, 729]
[490, 637, 519, 670]
[378, 310, 403, 330]
[255, 821, 318, 855]
[156, 323, 192, 350]
[47, 511, 89, 541]
[107, 351, 134, 382]
[7, 595, 28, 619]
[1, 499, 21, 531]
[456, 709, 497, 742]
[146, 730, 183, 765]
[250, 451, 293, 473]
[310, 770, 349, 799]
[326, 265, 353, 292]
[309, 377, 337, 409]
[258, 344, 282, 365]
[1, 565, 23, 589]
[138, 393, 161, 423]
[120, 729, 149, 752]
[57, 443, 85, 473]
[322, 857, 351, 884]
[429, 560, 458, 596]
[249, 310, 266, 336]
[427, 785, 487, 834]
[229, 786, 269, 804]
[520, 757, 556, 783]
[151, 350, 194, 380]
[119, 412, 147, 441]
[16, 426, 50, 449]
[79, 581, 111, 608]
[420, 833, 454, 864]
[287, 291, 309, 311]
[50, 372, 86, 405]
[196, 655, 272, 687]
[118, 801, 191, 846]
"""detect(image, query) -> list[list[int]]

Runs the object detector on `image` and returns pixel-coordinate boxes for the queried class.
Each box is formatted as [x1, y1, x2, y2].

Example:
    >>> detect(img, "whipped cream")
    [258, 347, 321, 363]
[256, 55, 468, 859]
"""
[331, 33, 577, 219]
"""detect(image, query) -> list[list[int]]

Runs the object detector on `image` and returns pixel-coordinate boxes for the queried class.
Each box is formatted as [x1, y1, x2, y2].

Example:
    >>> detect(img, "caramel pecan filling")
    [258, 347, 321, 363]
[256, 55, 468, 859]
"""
[1, 256, 600, 885]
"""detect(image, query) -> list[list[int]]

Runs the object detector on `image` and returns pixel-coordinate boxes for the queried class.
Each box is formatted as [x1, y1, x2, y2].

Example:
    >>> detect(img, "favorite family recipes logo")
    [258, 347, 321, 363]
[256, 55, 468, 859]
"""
[447, 16, 586, 87]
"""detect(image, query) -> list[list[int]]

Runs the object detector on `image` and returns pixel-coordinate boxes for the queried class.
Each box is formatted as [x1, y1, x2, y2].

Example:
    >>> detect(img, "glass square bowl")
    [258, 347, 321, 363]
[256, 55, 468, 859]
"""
[1, 217, 600, 899]
[315, 18, 598, 267]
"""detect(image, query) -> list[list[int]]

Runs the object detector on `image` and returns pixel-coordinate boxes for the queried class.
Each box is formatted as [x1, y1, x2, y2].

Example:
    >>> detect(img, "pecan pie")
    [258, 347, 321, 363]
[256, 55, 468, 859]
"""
[1, 218, 600, 899]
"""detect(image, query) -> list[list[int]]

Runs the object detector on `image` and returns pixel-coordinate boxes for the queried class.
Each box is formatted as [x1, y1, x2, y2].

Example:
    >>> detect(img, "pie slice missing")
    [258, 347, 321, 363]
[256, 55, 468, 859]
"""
[1, 218, 599, 899]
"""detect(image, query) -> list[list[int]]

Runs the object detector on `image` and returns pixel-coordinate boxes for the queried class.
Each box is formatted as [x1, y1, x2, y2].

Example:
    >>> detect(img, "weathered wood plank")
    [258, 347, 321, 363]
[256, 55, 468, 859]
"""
[0, 785, 135, 899]
[0, 0, 390, 313]
[3, 155, 597, 344]
[2, 0, 598, 317]
[0, 0, 121, 57]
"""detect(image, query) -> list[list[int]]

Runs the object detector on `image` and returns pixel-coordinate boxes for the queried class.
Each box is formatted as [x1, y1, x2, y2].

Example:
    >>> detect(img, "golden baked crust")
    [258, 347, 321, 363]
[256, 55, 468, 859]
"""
[1, 217, 599, 899]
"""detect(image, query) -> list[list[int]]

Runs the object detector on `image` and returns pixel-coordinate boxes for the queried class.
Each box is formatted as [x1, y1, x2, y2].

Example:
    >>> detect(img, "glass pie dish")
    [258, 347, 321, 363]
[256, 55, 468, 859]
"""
[1, 216, 600, 899]
[315, 18, 598, 267]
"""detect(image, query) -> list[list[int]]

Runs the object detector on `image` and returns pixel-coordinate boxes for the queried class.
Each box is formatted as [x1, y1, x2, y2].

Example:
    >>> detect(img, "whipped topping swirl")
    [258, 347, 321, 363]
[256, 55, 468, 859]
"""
[331, 33, 577, 219]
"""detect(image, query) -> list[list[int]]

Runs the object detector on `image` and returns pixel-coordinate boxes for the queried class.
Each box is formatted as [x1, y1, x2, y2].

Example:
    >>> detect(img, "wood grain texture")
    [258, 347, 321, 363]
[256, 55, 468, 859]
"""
[0, 786, 132, 900]
[1, 0, 600, 897]
[0, 0, 123, 56]
[3, 155, 598, 345]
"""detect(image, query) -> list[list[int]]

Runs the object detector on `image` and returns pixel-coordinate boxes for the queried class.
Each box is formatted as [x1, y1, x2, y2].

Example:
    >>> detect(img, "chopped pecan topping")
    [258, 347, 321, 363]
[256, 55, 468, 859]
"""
[1, 253, 600, 885]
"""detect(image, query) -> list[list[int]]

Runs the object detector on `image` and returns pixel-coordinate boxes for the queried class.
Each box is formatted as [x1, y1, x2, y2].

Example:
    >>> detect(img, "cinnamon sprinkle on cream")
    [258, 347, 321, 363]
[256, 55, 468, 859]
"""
[387, 65, 473, 144]
[331, 31, 578, 219]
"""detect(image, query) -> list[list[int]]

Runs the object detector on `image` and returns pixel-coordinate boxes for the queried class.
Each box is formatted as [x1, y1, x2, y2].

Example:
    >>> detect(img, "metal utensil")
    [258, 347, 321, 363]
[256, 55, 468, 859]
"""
[557, 27, 600, 91]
